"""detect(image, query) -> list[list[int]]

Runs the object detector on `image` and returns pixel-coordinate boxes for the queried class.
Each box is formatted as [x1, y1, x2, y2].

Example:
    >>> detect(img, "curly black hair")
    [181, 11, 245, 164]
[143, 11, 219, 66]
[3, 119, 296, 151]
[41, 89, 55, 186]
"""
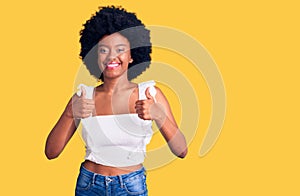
[79, 6, 152, 81]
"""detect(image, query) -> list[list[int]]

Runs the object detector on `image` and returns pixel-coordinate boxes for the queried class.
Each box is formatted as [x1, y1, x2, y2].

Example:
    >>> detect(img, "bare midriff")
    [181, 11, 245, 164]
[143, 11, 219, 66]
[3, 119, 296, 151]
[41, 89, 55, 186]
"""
[83, 160, 143, 176]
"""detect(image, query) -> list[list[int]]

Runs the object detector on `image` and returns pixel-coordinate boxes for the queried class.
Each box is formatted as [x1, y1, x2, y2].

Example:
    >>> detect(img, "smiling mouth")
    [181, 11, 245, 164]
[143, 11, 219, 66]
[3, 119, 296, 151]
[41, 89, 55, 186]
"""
[106, 62, 120, 69]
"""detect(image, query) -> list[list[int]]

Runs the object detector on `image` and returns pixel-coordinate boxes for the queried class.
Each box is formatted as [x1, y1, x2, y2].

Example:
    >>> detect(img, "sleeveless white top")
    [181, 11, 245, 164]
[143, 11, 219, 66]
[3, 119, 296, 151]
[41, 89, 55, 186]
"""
[77, 81, 156, 167]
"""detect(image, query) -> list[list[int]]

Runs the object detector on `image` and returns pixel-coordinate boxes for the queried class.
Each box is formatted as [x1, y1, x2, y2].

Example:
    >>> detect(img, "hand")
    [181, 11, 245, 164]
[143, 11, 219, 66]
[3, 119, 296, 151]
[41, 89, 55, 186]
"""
[135, 87, 163, 120]
[70, 86, 95, 119]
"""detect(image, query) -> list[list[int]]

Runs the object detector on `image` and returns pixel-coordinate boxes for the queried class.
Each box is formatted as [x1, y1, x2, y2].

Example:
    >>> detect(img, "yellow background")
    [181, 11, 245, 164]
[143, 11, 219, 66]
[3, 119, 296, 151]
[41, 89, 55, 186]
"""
[1, 0, 299, 195]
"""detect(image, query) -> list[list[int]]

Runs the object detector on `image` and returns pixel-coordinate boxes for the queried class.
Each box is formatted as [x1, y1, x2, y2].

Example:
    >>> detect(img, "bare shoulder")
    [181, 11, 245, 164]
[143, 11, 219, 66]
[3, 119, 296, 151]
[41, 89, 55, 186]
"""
[94, 84, 104, 92]
[154, 86, 166, 98]
[129, 82, 139, 100]
[128, 82, 138, 90]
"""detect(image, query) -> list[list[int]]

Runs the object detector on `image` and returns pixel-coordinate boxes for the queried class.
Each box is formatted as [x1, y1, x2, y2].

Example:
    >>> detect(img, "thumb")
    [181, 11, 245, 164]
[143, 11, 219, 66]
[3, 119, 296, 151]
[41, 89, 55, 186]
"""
[145, 87, 154, 100]
[80, 86, 86, 98]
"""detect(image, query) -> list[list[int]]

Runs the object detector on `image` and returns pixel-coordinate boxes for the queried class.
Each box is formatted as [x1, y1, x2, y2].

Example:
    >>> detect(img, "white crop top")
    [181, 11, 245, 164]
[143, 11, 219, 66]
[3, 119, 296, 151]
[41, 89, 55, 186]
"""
[77, 80, 156, 167]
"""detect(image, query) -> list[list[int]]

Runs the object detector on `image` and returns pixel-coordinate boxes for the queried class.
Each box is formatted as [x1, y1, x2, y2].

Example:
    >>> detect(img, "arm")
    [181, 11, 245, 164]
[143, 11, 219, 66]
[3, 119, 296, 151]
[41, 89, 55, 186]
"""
[45, 87, 95, 160]
[45, 96, 79, 160]
[135, 87, 188, 158]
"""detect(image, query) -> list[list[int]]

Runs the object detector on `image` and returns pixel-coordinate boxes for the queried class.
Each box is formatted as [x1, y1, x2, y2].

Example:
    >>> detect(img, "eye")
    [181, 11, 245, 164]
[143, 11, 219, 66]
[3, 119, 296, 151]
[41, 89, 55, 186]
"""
[116, 48, 125, 53]
[98, 47, 109, 54]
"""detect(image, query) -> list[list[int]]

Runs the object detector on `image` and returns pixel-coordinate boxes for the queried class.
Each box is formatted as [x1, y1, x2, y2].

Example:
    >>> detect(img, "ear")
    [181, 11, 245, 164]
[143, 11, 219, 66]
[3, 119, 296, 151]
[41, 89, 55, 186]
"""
[129, 58, 133, 63]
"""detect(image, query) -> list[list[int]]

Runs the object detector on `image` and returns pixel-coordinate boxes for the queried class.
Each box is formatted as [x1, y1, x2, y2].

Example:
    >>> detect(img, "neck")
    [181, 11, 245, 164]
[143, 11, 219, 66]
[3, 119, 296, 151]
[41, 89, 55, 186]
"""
[102, 75, 131, 92]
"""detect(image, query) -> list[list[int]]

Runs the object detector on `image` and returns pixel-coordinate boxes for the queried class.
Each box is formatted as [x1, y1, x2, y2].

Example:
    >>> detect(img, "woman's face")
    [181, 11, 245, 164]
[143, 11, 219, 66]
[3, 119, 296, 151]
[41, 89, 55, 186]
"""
[97, 32, 132, 80]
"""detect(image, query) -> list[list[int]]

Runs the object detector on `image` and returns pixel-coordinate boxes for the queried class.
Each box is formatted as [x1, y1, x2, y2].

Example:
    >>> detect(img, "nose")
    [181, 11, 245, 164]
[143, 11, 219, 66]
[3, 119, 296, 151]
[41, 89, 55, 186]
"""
[107, 50, 118, 62]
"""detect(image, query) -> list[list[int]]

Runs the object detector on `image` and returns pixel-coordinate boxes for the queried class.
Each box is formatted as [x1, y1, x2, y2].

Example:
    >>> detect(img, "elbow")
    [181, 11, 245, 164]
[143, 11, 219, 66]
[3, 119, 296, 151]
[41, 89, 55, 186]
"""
[178, 148, 188, 159]
[45, 153, 58, 160]
[44, 148, 60, 160]
[175, 147, 188, 159]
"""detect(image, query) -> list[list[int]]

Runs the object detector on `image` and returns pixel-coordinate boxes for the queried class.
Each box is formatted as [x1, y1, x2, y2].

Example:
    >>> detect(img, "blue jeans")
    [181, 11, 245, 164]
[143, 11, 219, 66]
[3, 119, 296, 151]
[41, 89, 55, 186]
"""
[75, 163, 148, 196]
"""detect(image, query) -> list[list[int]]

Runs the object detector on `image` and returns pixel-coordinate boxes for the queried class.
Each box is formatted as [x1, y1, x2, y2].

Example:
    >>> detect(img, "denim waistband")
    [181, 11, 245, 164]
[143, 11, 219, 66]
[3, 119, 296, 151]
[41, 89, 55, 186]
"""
[79, 163, 146, 186]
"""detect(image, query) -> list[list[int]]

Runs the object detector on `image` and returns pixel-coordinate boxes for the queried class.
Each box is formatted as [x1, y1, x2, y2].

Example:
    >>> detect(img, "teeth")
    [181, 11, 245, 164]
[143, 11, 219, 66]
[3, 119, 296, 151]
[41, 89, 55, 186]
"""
[107, 63, 119, 68]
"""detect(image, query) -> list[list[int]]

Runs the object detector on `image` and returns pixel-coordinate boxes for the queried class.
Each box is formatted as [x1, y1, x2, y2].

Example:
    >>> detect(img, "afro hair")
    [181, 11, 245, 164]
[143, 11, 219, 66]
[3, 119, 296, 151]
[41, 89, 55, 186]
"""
[79, 6, 152, 81]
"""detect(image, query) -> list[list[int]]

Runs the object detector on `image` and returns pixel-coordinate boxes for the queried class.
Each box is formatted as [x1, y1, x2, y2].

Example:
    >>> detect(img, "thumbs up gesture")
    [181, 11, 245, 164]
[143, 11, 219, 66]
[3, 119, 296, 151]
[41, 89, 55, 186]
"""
[135, 87, 162, 120]
[71, 86, 95, 119]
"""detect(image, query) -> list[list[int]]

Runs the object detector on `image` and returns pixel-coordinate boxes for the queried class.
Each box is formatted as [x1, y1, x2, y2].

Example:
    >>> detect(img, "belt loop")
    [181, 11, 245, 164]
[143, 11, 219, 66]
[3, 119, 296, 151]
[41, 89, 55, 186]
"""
[118, 175, 124, 188]
[105, 176, 113, 186]
[92, 173, 96, 185]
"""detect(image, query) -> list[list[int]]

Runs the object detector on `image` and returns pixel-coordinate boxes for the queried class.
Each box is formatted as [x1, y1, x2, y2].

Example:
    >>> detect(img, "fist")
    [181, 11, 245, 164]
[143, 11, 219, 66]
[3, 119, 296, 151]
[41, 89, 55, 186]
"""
[71, 86, 95, 119]
[135, 87, 161, 120]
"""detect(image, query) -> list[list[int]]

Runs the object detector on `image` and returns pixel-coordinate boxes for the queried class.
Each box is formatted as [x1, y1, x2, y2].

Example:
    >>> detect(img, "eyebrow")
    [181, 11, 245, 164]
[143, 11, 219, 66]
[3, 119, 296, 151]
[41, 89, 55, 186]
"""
[98, 43, 129, 47]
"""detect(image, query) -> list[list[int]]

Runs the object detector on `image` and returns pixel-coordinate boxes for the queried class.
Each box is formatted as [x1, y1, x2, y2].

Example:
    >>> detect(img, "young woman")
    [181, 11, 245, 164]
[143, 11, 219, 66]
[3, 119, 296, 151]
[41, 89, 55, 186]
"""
[45, 6, 187, 196]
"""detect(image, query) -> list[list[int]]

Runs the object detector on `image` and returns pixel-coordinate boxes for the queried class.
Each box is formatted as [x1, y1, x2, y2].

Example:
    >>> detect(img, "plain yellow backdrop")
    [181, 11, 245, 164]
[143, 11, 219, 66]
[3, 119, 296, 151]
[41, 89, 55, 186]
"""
[1, 0, 299, 195]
